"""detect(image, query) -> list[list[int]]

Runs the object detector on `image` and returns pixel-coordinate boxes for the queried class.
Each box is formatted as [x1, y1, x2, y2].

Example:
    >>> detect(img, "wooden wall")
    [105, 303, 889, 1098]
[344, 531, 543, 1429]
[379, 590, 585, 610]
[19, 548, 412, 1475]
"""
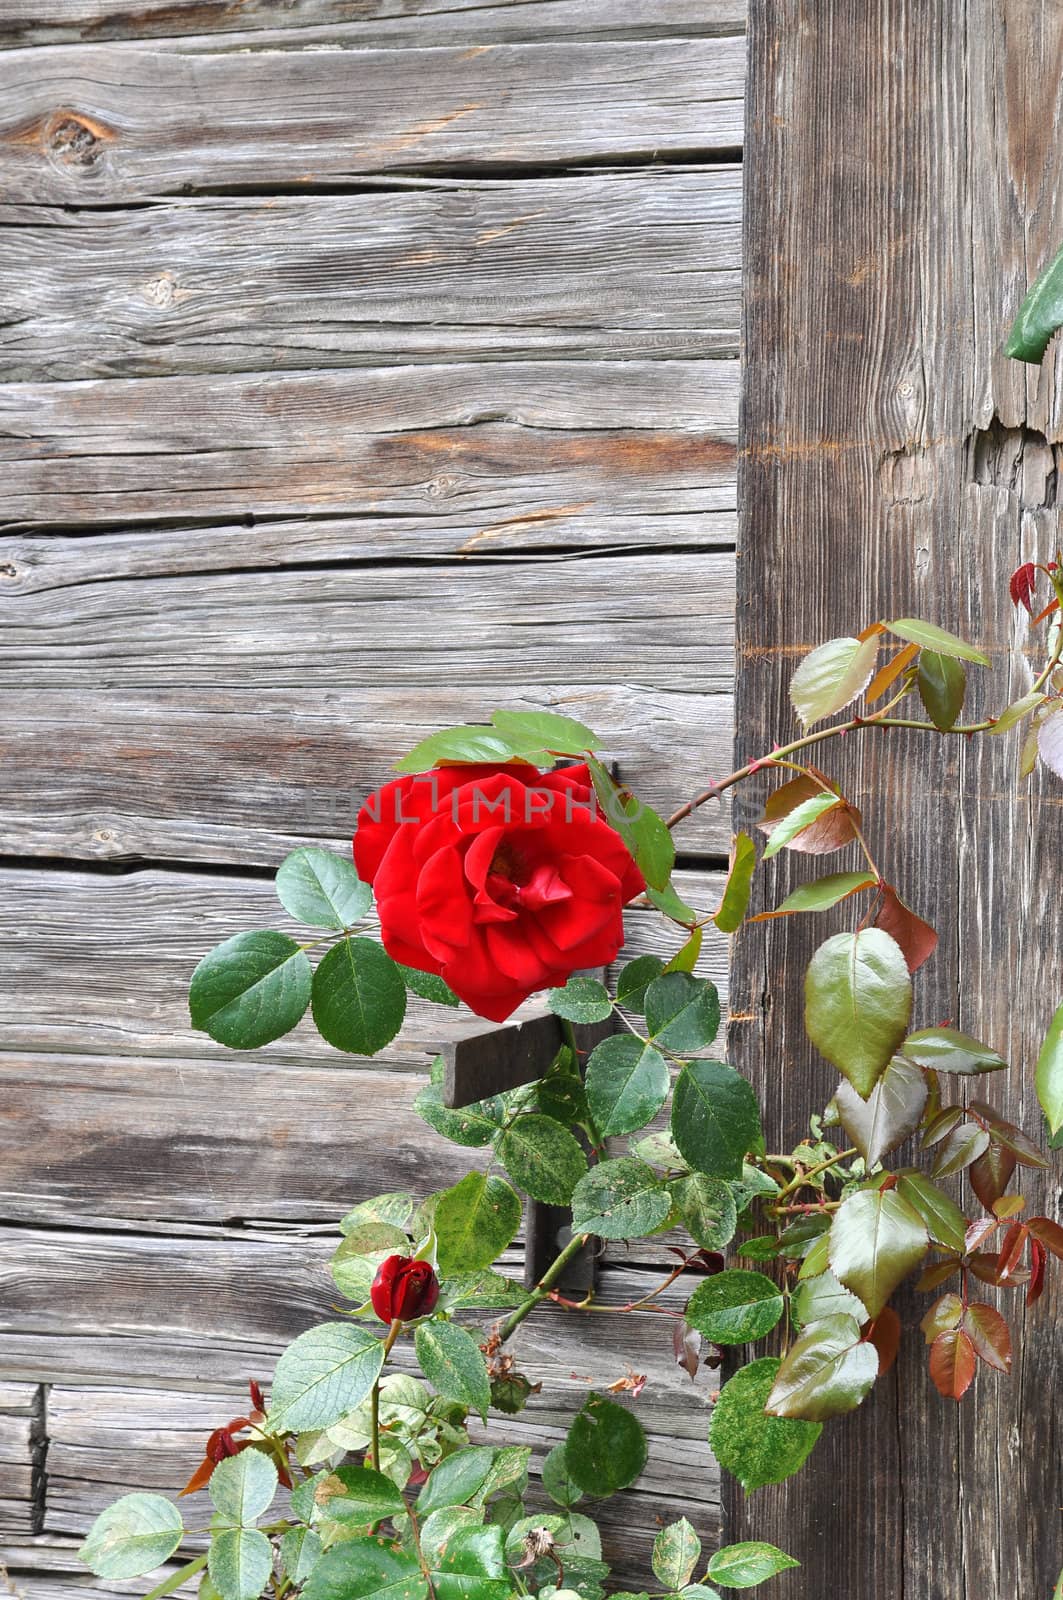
[0, 3, 744, 1593]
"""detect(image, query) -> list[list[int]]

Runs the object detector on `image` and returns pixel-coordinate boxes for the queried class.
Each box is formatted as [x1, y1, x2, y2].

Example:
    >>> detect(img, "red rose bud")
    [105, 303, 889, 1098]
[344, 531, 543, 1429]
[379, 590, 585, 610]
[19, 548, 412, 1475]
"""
[370, 1255, 440, 1323]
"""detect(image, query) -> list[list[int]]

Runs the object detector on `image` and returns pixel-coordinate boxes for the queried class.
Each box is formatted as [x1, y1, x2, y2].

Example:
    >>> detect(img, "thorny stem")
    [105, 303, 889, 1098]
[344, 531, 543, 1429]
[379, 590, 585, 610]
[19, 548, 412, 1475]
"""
[369, 1319, 404, 1471]
[775, 1147, 858, 1200]
[549, 1256, 695, 1317]
[496, 1232, 591, 1344]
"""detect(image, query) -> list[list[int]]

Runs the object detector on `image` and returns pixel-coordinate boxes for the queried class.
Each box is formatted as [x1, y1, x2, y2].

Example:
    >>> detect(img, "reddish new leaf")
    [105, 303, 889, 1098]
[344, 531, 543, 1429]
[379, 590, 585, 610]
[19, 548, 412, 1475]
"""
[969, 1102, 1049, 1168]
[929, 1328, 977, 1400]
[179, 1456, 216, 1497]
[757, 774, 862, 855]
[920, 1292, 963, 1343]
[967, 1252, 1007, 1287]
[964, 1216, 998, 1254]
[1028, 1238, 1048, 1307]
[995, 1221, 1029, 1283]
[866, 642, 920, 704]
[1009, 562, 1038, 613]
[865, 1306, 902, 1375]
[961, 1303, 1012, 1373]
[916, 1256, 961, 1291]
[969, 1139, 1017, 1211]
[1032, 596, 1061, 626]
[922, 1105, 963, 1149]
[874, 885, 938, 974]
[1028, 1215, 1063, 1260]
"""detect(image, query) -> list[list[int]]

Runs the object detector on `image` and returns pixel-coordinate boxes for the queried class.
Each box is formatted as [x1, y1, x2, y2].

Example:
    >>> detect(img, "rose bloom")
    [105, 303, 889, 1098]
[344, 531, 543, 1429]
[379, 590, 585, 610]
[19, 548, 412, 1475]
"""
[353, 763, 644, 1022]
[370, 1255, 440, 1323]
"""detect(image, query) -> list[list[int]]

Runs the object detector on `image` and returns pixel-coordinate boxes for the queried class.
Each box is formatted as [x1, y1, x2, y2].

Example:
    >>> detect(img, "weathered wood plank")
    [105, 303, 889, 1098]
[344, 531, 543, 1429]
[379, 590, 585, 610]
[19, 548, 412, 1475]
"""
[0, 37, 745, 203]
[0, 864, 728, 1064]
[0, 361, 737, 530]
[0, 170, 741, 380]
[0, 1, 745, 50]
[0, 685, 733, 864]
[730, 3, 1063, 1596]
[0, 1383, 42, 1538]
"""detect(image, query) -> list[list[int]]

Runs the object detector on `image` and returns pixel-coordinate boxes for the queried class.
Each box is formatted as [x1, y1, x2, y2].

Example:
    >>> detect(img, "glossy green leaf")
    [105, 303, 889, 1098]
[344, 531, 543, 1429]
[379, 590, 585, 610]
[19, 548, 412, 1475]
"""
[80, 1495, 185, 1580]
[490, 708, 601, 754]
[804, 930, 912, 1098]
[417, 1448, 499, 1516]
[828, 1189, 928, 1317]
[834, 1055, 927, 1167]
[302, 1536, 429, 1600]
[570, 1157, 672, 1240]
[414, 1083, 504, 1148]
[565, 1393, 647, 1496]
[767, 872, 877, 916]
[309, 1465, 405, 1526]
[713, 833, 757, 933]
[495, 1114, 587, 1205]
[415, 1321, 490, 1420]
[585, 1036, 670, 1137]
[708, 1360, 821, 1493]
[276, 847, 372, 929]
[424, 1522, 510, 1600]
[1005, 242, 1063, 363]
[1036, 1000, 1063, 1136]
[895, 1174, 968, 1254]
[645, 973, 721, 1052]
[900, 1028, 1006, 1076]
[790, 1271, 867, 1330]
[686, 1269, 784, 1345]
[615, 955, 665, 1013]
[766, 1313, 879, 1421]
[930, 1122, 990, 1178]
[652, 1520, 702, 1591]
[789, 635, 880, 728]
[311, 937, 407, 1056]
[208, 1451, 277, 1525]
[268, 1323, 385, 1432]
[670, 1173, 738, 1251]
[647, 880, 702, 925]
[399, 966, 460, 1007]
[434, 1172, 522, 1276]
[664, 927, 704, 974]
[208, 1528, 273, 1600]
[987, 689, 1047, 735]
[706, 1542, 800, 1589]
[394, 726, 524, 774]
[886, 618, 989, 667]
[548, 976, 613, 1025]
[917, 651, 966, 731]
[586, 756, 675, 890]
[761, 794, 842, 861]
[541, 1441, 583, 1508]
[189, 932, 311, 1050]
[671, 1060, 762, 1180]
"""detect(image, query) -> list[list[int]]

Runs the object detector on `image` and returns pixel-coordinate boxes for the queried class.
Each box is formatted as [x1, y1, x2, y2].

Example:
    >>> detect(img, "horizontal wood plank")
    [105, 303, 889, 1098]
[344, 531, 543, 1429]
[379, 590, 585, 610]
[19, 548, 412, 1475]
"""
[0, 169, 741, 379]
[0, 37, 745, 203]
[0, 1, 744, 50]
[0, 360, 737, 530]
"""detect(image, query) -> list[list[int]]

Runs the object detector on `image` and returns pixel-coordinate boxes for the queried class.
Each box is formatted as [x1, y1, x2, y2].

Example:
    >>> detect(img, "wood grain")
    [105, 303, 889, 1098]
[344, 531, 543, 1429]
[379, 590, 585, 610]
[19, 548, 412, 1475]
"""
[0, 169, 741, 379]
[0, 36, 745, 203]
[729, 3, 1063, 1595]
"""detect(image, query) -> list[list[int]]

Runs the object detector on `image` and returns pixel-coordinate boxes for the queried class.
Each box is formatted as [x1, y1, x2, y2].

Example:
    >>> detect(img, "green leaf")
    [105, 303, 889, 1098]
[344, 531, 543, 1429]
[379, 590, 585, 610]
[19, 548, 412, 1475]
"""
[417, 1448, 499, 1516]
[714, 833, 757, 933]
[570, 1157, 672, 1240]
[414, 1083, 504, 1148]
[541, 1442, 583, 1508]
[768, 871, 877, 916]
[189, 931, 311, 1050]
[331, 1220, 410, 1301]
[399, 966, 460, 1007]
[208, 1450, 278, 1525]
[917, 651, 966, 731]
[834, 1055, 928, 1168]
[565, 1393, 647, 1496]
[434, 1172, 522, 1276]
[645, 973, 721, 1052]
[80, 1495, 185, 1580]
[548, 977, 614, 1025]
[280, 1528, 322, 1586]
[670, 1172, 738, 1250]
[208, 1528, 273, 1600]
[652, 1520, 702, 1591]
[987, 689, 1047, 734]
[804, 930, 912, 1098]
[275, 847, 372, 929]
[415, 1322, 491, 1420]
[789, 635, 880, 728]
[341, 1193, 414, 1234]
[141, 1557, 209, 1600]
[886, 618, 989, 667]
[490, 708, 601, 754]
[1005, 241, 1063, 363]
[311, 937, 407, 1056]
[671, 1061, 762, 1180]
[900, 1027, 1007, 1076]
[310, 1465, 405, 1526]
[424, 1521, 510, 1600]
[439, 1269, 523, 1311]
[495, 1115, 587, 1205]
[828, 1189, 928, 1317]
[585, 1036, 670, 1137]
[1036, 1000, 1063, 1136]
[706, 1542, 800, 1589]
[686, 1269, 784, 1345]
[708, 1360, 821, 1493]
[395, 726, 525, 774]
[586, 757, 675, 890]
[766, 1313, 878, 1421]
[761, 794, 843, 861]
[615, 956, 666, 1013]
[268, 1322, 385, 1432]
[301, 1536, 429, 1600]
[647, 881, 701, 925]
[790, 1271, 867, 1330]
[895, 1174, 968, 1254]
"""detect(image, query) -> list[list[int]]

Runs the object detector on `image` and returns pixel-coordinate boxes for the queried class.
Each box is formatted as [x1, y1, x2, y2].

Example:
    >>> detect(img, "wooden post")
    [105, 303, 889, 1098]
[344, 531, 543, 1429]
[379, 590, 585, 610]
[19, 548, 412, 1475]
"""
[730, 3, 1063, 1594]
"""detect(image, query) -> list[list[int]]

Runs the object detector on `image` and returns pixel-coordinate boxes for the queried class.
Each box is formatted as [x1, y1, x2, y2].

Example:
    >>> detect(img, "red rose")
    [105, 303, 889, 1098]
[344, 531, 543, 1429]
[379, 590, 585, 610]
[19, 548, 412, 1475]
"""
[370, 1255, 440, 1322]
[354, 763, 643, 1022]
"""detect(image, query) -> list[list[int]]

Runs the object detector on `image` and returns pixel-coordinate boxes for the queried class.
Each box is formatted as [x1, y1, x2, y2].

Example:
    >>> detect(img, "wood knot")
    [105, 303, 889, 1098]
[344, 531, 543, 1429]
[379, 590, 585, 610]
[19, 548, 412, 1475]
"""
[44, 110, 114, 169]
[0, 563, 17, 579]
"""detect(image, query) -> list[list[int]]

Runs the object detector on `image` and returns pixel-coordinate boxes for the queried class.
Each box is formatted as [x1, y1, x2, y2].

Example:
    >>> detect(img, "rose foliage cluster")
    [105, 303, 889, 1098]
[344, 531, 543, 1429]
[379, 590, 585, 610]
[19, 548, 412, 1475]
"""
[80, 574, 1063, 1600]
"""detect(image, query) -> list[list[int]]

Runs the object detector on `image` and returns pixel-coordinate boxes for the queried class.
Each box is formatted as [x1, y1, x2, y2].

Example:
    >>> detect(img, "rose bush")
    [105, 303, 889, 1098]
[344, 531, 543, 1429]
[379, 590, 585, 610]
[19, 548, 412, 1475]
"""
[353, 763, 644, 1021]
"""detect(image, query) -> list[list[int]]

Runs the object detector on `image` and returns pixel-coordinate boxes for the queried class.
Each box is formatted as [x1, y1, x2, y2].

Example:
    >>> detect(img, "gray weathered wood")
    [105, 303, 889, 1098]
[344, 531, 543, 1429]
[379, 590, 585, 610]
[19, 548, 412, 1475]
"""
[0, 170, 741, 380]
[729, 3, 1063, 1595]
[0, 1382, 43, 1538]
[0, 1, 744, 50]
[0, 361, 737, 530]
[0, 36, 745, 203]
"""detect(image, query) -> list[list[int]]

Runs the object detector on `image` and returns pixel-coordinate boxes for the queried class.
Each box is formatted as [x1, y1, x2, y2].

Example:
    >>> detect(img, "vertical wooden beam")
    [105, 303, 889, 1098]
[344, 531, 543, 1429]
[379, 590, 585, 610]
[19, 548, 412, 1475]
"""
[731, 3, 1063, 1594]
